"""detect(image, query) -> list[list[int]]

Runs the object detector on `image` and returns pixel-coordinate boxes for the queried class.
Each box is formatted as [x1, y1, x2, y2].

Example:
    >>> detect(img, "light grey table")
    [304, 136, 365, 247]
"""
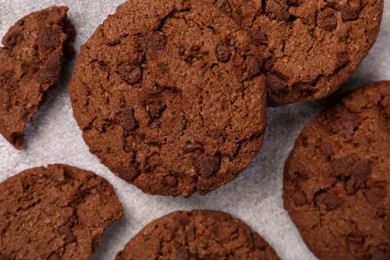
[0, 1, 389, 259]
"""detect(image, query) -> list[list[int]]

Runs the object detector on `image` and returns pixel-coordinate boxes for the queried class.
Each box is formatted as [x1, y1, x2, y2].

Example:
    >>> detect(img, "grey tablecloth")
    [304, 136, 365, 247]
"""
[0, 1, 389, 259]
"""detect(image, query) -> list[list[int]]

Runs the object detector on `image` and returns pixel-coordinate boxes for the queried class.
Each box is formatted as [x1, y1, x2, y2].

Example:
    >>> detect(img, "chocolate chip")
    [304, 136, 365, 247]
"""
[245, 56, 262, 79]
[266, 0, 290, 21]
[37, 26, 61, 50]
[334, 0, 362, 21]
[266, 74, 288, 94]
[216, 44, 231, 62]
[314, 190, 343, 210]
[147, 31, 167, 51]
[331, 155, 371, 194]
[337, 52, 349, 66]
[1, 70, 13, 81]
[365, 182, 387, 207]
[319, 143, 333, 159]
[3, 32, 22, 47]
[324, 108, 360, 140]
[186, 225, 196, 242]
[347, 232, 365, 244]
[146, 100, 166, 118]
[34, 54, 62, 84]
[252, 232, 266, 250]
[293, 190, 308, 206]
[144, 152, 161, 172]
[193, 154, 221, 177]
[175, 245, 190, 260]
[118, 64, 143, 85]
[162, 175, 177, 187]
[317, 8, 338, 31]
[183, 141, 204, 153]
[117, 107, 139, 131]
[149, 120, 161, 129]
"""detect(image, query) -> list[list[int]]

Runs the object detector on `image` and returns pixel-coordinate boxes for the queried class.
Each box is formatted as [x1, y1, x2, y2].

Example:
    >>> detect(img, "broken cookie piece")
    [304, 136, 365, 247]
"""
[0, 164, 123, 259]
[0, 6, 76, 149]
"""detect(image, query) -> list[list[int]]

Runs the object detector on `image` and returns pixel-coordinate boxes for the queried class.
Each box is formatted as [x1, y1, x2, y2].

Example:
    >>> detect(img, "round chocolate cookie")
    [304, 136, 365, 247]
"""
[0, 6, 75, 149]
[283, 82, 390, 259]
[69, 0, 267, 196]
[0, 164, 123, 259]
[116, 210, 279, 259]
[208, 0, 383, 105]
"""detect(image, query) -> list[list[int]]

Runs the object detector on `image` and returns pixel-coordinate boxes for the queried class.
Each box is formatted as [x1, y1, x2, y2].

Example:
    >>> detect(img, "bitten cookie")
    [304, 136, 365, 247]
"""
[116, 210, 279, 259]
[0, 6, 75, 149]
[0, 164, 124, 259]
[283, 82, 390, 259]
[208, 0, 383, 105]
[69, 0, 267, 197]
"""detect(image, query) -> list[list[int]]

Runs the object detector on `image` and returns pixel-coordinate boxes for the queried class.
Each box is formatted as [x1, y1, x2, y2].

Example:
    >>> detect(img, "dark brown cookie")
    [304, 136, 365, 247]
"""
[283, 82, 390, 259]
[0, 164, 123, 259]
[0, 6, 75, 149]
[116, 210, 279, 259]
[207, 0, 384, 106]
[69, 0, 267, 197]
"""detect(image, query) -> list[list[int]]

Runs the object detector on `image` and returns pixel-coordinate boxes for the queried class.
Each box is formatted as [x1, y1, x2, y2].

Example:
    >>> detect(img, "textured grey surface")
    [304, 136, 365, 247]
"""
[0, 1, 389, 259]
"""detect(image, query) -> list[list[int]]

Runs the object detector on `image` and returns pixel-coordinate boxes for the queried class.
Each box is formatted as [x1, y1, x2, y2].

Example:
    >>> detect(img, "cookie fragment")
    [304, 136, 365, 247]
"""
[0, 164, 123, 259]
[69, 0, 267, 197]
[116, 210, 279, 259]
[283, 82, 390, 259]
[0, 6, 75, 149]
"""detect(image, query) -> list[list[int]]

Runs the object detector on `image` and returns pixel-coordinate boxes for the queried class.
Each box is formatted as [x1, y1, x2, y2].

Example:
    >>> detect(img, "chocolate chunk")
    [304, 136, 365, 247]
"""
[266, 74, 288, 94]
[215, 44, 231, 62]
[183, 141, 204, 153]
[146, 100, 167, 118]
[265, 0, 290, 21]
[293, 190, 308, 206]
[118, 64, 143, 85]
[147, 31, 167, 51]
[324, 108, 360, 139]
[317, 8, 338, 31]
[37, 26, 62, 50]
[162, 175, 177, 187]
[347, 232, 365, 244]
[314, 191, 342, 210]
[193, 154, 221, 177]
[365, 182, 387, 207]
[335, 0, 363, 21]
[245, 56, 262, 79]
[252, 232, 267, 250]
[117, 107, 139, 131]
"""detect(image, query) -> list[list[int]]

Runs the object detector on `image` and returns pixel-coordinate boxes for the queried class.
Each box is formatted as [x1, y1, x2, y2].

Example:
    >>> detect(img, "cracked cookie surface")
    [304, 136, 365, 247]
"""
[0, 6, 75, 149]
[0, 164, 123, 260]
[283, 82, 390, 259]
[116, 210, 279, 259]
[208, 0, 383, 105]
[69, 0, 267, 197]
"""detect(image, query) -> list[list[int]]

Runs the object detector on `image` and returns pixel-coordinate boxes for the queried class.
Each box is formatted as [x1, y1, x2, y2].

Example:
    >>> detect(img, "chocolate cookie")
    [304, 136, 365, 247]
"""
[283, 82, 390, 259]
[0, 164, 123, 259]
[208, 0, 383, 105]
[116, 210, 279, 259]
[69, 0, 267, 196]
[0, 6, 75, 149]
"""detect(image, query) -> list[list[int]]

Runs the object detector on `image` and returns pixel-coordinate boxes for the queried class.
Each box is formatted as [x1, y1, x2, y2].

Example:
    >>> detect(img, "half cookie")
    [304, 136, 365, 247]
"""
[283, 82, 390, 259]
[0, 164, 123, 259]
[209, 0, 383, 105]
[69, 0, 267, 196]
[0, 6, 75, 149]
[116, 210, 279, 259]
